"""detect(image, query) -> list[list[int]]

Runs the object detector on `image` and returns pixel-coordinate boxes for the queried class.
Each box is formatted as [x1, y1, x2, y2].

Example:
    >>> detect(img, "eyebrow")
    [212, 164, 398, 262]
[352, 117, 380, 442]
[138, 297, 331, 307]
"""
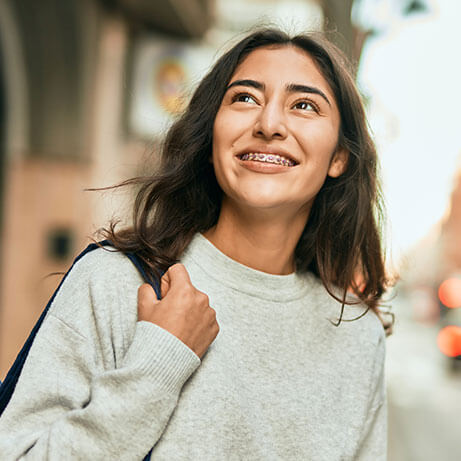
[286, 83, 331, 106]
[226, 79, 331, 106]
[226, 79, 264, 91]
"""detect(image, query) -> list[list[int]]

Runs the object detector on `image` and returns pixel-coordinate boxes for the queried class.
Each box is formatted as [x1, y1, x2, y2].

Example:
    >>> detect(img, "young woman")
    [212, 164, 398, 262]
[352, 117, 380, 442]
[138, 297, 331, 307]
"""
[0, 29, 391, 460]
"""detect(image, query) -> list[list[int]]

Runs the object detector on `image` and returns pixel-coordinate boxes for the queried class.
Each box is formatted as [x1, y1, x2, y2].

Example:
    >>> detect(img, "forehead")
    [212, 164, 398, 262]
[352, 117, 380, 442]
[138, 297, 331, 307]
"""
[231, 45, 335, 100]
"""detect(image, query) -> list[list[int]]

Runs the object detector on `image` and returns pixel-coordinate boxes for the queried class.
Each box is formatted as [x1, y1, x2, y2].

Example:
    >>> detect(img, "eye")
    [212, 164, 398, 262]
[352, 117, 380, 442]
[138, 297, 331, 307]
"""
[292, 100, 319, 113]
[231, 93, 258, 105]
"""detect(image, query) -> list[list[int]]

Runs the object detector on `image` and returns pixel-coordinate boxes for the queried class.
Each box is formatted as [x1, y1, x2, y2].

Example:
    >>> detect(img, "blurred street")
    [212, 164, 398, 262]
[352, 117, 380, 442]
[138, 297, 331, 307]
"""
[387, 294, 461, 461]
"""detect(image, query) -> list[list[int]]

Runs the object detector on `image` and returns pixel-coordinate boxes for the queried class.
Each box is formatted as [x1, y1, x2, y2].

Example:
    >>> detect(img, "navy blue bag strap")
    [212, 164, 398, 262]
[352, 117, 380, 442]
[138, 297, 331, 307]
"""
[124, 250, 162, 300]
[0, 240, 159, 460]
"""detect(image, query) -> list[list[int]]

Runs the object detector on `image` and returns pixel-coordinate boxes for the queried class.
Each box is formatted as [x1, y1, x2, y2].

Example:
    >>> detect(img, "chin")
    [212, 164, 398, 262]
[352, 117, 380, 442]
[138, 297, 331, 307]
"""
[235, 193, 291, 210]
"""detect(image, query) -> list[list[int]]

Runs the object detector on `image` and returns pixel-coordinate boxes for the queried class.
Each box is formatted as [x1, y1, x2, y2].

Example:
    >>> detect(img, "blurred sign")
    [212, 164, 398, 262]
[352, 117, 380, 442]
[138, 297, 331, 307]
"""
[128, 35, 215, 139]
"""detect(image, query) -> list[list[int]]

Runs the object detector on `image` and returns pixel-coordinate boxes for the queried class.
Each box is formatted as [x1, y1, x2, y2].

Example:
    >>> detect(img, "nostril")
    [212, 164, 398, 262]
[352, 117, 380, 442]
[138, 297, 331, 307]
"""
[254, 129, 284, 140]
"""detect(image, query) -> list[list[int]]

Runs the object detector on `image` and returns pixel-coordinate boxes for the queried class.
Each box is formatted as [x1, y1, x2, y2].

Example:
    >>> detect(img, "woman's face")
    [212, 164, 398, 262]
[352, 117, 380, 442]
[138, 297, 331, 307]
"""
[212, 45, 347, 216]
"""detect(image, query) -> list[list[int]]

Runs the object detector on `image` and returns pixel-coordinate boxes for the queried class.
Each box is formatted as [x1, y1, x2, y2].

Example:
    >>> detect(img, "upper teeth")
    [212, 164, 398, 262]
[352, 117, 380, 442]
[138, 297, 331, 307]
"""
[240, 152, 296, 166]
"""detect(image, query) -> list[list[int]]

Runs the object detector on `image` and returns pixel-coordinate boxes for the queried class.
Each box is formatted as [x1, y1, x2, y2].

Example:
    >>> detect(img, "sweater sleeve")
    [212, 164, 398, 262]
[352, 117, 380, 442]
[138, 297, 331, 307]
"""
[355, 395, 388, 461]
[354, 332, 388, 461]
[0, 250, 201, 460]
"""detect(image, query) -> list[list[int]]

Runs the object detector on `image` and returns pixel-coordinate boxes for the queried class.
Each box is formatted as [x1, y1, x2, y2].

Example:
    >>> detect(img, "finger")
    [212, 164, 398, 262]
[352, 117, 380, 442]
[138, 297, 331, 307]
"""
[166, 263, 192, 290]
[137, 283, 158, 318]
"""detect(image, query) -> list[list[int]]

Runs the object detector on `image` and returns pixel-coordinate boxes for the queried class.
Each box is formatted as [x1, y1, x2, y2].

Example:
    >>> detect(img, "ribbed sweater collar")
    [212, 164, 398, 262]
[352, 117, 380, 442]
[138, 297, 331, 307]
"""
[182, 233, 314, 302]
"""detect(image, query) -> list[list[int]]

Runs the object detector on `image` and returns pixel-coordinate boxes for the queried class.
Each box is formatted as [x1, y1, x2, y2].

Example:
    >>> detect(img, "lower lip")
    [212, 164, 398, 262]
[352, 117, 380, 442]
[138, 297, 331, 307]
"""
[236, 158, 296, 174]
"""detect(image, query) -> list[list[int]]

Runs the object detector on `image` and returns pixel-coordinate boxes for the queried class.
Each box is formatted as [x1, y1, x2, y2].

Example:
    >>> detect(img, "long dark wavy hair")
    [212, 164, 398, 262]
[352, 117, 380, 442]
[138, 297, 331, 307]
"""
[98, 28, 393, 334]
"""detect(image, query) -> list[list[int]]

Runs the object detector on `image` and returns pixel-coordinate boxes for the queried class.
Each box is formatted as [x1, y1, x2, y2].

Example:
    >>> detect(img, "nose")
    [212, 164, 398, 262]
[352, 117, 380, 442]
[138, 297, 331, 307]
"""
[252, 100, 288, 140]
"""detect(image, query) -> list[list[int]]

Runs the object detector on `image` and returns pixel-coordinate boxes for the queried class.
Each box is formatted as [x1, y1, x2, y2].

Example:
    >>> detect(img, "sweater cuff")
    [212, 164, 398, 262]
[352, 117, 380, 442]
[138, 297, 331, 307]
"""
[123, 321, 201, 395]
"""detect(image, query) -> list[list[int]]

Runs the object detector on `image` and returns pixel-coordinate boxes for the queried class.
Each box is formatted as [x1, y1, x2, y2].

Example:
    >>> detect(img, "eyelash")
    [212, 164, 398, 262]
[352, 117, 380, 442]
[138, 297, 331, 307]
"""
[292, 99, 320, 113]
[230, 92, 320, 113]
[231, 92, 257, 104]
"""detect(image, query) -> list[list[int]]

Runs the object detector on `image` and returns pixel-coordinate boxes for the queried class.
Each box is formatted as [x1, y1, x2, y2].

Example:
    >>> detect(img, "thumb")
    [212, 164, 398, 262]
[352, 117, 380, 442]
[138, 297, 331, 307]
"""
[165, 263, 192, 292]
[159, 271, 171, 299]
[137, 283, 158, 320]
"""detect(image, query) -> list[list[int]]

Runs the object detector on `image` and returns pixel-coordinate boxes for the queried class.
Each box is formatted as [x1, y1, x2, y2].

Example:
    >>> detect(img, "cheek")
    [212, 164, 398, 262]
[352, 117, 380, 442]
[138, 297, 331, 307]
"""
[297, 122, 339, 162]
[211, 125, 226, 174]
[210, 137, 232, 193]
[212, 111, 233, 157]
[211, 110, 241, 188]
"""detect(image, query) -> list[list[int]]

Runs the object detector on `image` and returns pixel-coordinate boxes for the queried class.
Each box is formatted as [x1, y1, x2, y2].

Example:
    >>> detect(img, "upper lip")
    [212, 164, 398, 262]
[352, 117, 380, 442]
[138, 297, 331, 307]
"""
[236, 147, 299, 164]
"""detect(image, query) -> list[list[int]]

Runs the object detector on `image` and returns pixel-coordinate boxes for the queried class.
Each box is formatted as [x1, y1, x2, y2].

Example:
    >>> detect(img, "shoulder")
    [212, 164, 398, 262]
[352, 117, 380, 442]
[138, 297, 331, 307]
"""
[69, 246, 144, 285]
[306, 275, 386, 399]
[306, 273, 386, 351]
[46, 246, 145, 338]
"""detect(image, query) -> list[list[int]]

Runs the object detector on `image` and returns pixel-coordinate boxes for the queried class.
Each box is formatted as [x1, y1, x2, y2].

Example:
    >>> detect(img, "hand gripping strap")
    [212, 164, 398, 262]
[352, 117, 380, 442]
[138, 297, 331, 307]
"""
[0, 241, 158, 460]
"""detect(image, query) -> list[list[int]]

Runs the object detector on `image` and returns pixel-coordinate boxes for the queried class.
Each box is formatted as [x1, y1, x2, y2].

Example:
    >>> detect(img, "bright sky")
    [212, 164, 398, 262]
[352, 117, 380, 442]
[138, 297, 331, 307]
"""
[357, 0, 461, 268]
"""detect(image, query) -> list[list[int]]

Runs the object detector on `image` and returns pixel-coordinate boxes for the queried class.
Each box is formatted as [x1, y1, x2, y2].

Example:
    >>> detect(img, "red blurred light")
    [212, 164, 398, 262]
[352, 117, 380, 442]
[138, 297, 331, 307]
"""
[438, 278, 461, 308]
[437, 326, 461, 357]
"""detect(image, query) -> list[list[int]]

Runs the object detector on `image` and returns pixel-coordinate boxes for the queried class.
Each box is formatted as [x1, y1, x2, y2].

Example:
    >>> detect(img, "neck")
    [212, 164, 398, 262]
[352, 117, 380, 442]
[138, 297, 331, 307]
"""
[203, 200, 310, 275]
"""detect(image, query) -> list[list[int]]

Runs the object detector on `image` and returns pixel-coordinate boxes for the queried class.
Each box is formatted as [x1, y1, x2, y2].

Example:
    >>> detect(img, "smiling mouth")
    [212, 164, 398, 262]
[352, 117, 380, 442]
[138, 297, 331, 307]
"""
[238, 152, 298, 167]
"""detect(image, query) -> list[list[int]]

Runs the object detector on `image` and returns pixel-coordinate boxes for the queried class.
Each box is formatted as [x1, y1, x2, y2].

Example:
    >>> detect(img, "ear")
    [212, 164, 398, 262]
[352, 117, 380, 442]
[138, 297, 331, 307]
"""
[327, 147, 348, 178]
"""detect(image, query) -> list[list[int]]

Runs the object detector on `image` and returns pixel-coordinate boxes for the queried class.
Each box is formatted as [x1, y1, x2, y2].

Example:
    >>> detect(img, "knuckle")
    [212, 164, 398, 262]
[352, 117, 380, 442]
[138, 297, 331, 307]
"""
[175, 282, 192, 297]
[198, 292, 210, 305]
[182, 285, 195, 299]
[137, 284, 151, 301]
[172, 263, 187, 275]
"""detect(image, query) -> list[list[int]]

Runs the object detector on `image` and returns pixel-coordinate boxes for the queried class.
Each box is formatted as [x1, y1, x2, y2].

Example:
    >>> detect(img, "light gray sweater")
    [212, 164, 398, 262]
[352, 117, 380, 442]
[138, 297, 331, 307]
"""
[0, 233, 387, 460]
